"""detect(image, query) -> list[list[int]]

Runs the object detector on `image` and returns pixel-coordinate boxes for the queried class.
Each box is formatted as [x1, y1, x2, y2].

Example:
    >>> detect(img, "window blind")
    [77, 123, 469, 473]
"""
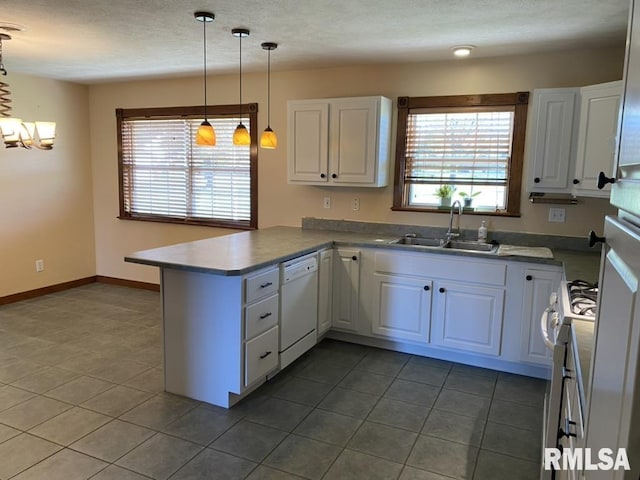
[120, 116, 251, 225]
[404, 107, 515, 187]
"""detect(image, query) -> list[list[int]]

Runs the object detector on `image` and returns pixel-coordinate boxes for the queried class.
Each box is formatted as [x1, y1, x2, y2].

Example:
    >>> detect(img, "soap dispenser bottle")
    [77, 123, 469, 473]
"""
[478, 221, 488, 243]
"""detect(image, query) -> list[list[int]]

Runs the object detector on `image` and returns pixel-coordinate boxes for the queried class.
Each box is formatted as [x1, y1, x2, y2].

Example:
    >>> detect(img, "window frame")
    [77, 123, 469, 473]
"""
[392, 92, 529, 217]
[116, 104, 259, 230]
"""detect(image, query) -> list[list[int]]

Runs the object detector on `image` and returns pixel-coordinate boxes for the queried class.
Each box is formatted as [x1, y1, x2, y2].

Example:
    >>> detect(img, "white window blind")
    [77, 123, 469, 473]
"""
[404, 107, 515, 187]
[120, 116, 252, 226]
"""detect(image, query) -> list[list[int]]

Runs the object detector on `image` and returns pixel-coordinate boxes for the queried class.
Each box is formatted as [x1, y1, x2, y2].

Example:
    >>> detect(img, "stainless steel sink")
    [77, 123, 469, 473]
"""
[442, 240, 498, 253]
[393, 237, 444, 247]
[392, 236, 498, 254]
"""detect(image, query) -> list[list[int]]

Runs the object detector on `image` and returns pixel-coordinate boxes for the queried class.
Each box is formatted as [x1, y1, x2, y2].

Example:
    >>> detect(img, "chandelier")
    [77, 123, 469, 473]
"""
[0, 33, 56, 150]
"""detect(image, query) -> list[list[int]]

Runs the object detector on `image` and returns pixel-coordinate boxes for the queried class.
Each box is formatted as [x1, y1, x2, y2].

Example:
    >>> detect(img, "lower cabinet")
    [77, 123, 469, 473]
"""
[371, 273, 432, 342]
[332, 248, 360, 332]
[519, 268, 562, 365]
[317, 249, 334, 336]
[431, 281, 505, 357]
[245, 326, 279, 387]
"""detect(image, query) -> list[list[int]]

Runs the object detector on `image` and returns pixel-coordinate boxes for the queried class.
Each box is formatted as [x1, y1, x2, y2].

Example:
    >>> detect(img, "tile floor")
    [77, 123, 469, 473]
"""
[0, 283, 546, 479]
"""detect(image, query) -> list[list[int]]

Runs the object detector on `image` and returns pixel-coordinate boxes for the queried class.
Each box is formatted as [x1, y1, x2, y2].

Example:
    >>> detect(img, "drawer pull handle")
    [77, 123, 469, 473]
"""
[259, 312, 272, 320]
[260, 282, 273, 288]
[259, 351, 272, 359]
[559, 419, 577, 438]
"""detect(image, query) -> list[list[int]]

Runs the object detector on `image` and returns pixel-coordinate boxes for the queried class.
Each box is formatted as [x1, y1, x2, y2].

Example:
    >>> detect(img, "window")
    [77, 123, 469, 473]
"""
[392, 93, 529, 216]
[117, 104, 258, 229]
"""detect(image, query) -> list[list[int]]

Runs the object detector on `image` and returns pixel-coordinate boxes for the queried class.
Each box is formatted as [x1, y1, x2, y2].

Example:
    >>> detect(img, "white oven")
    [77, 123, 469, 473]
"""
[540, 280, 597, 480]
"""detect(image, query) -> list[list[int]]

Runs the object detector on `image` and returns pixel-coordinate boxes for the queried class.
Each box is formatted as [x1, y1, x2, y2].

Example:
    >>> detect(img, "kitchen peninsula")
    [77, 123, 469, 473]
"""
[126, 225, 598, 408]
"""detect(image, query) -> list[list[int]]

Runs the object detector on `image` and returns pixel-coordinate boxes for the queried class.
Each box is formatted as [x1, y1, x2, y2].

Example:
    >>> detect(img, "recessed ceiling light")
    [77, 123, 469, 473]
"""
[452, 45, 475, 57]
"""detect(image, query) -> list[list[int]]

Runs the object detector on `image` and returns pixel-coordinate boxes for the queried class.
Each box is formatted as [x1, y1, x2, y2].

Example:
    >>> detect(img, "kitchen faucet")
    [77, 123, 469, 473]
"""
[446, 200, 463, 242]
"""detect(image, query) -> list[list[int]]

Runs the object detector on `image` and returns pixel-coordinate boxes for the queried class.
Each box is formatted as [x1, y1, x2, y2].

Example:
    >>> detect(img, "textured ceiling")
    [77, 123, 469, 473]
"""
[0, 0, 630, 84]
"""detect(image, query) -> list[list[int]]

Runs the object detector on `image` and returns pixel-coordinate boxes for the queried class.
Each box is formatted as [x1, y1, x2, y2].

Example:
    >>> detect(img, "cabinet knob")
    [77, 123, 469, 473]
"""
[534, 177, 541, 183]
[597, 171, 616, 189]
[351, 255, 357, 261]
[526, 275, 533, 281]
[588, 230, 606, 248]
[332, 173, 337, 179]
[423, 285, 430, 291]
[320, 173, 326, 179]
[439, 287, 445, 293]
[572, 178, 580, 185]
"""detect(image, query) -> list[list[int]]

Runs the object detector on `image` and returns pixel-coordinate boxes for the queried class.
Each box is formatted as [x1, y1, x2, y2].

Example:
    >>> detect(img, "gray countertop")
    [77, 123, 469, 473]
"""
[125, 225, 602, 278]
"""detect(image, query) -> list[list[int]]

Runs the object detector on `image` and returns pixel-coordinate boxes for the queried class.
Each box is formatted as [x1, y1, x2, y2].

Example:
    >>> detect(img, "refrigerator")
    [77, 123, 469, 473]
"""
[583, 0, 640, 478]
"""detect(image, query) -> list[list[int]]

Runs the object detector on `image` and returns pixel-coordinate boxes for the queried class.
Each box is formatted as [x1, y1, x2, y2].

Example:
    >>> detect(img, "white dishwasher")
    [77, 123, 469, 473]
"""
[279, 252, 318, 369]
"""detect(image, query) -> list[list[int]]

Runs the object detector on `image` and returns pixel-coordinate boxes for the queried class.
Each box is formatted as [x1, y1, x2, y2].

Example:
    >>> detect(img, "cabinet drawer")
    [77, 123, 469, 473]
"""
[245, 326, 279, 387]
[245, 268, 279, 303]
[245, 294, 279, 340]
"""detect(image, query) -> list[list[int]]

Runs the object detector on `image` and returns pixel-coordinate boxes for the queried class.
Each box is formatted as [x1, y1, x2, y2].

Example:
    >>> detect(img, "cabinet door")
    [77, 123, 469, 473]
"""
[573, 81, 622, 197]
[432, 281, 505, 356]
[371, 273, 432, 343]
[287, 101, 329, 183]
[528, 89, 578, 192]
[519, 268, 562, 365]
[317, 249, 333, 336]
[332, 248, 360, 332]
[583, 216, 640, 480]
[329, 97, 379, 185]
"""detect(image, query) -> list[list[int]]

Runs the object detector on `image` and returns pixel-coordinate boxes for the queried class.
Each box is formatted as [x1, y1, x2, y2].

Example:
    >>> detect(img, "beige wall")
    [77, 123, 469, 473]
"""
[87, 47, 622, 284]
[0, 73, 95, 297]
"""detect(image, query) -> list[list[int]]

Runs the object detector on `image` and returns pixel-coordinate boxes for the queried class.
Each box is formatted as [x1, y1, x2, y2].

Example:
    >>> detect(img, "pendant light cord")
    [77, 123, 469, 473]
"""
[267, 48, 271, 127]
[202, 19, 208, 121]
[238, 33, 243, 121]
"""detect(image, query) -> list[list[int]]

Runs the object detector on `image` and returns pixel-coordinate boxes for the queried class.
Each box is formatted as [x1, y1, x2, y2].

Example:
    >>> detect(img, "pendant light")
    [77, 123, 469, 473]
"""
[232, 28, 250, 146]
[195, 11, 216, 146]
[260, 42, 278, 149]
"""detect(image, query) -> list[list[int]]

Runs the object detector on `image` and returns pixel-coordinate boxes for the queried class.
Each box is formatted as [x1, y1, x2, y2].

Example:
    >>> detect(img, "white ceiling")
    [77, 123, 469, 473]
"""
[0, 0, 630, 84]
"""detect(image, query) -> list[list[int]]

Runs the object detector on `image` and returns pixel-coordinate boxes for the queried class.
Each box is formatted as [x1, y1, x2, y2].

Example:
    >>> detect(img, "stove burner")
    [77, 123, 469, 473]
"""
[567, 280, 598, 317]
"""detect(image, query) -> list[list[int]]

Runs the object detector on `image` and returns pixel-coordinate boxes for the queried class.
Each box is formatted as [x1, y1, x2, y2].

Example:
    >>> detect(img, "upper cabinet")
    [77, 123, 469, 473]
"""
[527, 88, 579, 192]
[287, 96, 392, 187]
[527, 81, 622, 197]
[573, 81, 623, 197]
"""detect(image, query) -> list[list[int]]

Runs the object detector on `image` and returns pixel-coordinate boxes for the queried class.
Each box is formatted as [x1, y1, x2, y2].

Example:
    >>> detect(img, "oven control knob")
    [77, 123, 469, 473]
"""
[588, 230, 606, 248]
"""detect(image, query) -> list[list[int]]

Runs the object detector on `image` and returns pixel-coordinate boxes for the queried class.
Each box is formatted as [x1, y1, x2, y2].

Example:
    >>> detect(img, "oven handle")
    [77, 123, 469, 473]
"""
[540, 307, 557, 350]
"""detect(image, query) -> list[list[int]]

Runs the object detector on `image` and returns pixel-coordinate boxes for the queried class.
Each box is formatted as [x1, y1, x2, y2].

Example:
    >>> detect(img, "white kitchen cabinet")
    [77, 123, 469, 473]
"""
[287, 96, 391, 187]
[431, 281, 505, 356]
[527, 88, 579, 192]
[332, 248, 360, 332]
[583, 216, 640, 479]
[371, 273, 432, 343]
[519, 267, 562, 365]
[573, 81, 622, 197]
[317, 248, 333, 336]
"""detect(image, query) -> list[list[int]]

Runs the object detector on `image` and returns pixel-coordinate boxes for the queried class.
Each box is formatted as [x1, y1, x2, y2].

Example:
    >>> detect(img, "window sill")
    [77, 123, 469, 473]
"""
[391, 206, 520, 217]
[117, 214, 256, 230]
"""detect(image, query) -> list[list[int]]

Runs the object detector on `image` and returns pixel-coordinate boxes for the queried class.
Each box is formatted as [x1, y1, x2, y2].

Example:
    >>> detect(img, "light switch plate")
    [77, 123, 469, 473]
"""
[323, 197, 331, 209]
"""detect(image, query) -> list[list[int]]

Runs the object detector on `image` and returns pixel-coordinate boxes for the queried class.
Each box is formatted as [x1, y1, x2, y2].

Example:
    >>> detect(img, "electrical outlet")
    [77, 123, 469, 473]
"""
[323, 197, 331, 209]
[35, 259, 44, 272]
[548, 207, 566, 223]
[352, 198, 360, 211]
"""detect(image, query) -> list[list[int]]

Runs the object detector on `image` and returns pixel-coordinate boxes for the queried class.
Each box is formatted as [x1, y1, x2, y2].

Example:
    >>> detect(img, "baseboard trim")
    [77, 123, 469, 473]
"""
[95, 275, 160, 292]
[0, 276, 96, 305]
[0, 275, 160, 305]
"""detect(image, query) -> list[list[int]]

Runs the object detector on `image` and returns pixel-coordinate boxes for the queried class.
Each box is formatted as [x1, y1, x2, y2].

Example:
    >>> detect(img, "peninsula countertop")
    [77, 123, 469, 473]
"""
[124, 225, 602, 277]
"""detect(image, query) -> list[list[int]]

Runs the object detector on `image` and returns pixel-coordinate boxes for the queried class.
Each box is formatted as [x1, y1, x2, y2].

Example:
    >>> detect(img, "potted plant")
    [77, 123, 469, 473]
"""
[435, 184, 456, 207]
[458, 191, 481, 208]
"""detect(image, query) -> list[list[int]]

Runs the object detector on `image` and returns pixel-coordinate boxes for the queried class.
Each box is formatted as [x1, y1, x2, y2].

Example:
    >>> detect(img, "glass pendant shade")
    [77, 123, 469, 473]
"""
[196, 120, 216, 146]
[35, 121, 56, 148]
[0, 117, 22, 146]
[260, 126, 277, 149]
[233, 122, 250, 145]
